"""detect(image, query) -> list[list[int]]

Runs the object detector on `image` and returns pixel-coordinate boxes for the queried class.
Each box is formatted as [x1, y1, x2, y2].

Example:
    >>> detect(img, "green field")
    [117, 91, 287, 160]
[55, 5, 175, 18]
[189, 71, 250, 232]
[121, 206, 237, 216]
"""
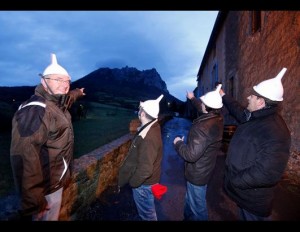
[0, 102, 137, 197]
[73, 102, 136, 158]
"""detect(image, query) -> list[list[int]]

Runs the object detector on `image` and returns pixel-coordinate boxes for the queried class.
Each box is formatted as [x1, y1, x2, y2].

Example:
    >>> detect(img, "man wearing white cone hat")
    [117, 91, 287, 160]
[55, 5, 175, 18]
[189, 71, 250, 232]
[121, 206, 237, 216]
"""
[10, 53, 85, 221]
[173, 85, 224, 220]
[220, 68, 291, 221]
[118, 94, 164, 221]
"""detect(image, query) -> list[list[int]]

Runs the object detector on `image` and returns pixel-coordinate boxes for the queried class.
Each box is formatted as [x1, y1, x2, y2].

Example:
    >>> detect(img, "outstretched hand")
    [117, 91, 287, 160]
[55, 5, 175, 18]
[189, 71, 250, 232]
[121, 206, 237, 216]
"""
[219, 87, 225, 97]
[186, 91, 195, 100]
[79, 88, 86, 96]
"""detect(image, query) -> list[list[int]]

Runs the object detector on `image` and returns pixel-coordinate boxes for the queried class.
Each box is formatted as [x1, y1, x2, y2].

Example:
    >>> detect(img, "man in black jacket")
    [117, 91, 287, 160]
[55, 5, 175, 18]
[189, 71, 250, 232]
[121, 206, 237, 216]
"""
[174, 85, 224, 220]
[220, 68, 291, 221]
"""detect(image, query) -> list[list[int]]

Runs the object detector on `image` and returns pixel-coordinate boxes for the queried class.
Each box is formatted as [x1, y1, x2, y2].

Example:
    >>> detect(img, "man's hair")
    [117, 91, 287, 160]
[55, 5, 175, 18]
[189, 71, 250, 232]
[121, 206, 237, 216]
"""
[265, 98, 279, 107]
[215, 81, 222, 88]
[205, 106, 220, 114]
[251, 87, 280, 108]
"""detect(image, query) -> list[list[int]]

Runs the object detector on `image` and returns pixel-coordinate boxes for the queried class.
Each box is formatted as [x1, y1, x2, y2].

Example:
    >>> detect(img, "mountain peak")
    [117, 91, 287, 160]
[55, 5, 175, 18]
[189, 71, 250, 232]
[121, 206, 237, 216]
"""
[90, 66, 168, 93]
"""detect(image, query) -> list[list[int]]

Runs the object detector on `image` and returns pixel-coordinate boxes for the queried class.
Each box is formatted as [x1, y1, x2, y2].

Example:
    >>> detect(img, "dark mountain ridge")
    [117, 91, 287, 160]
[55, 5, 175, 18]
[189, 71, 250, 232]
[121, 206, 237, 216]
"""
[71, 66, 181, 105]
[0, 67, 185, 130]
[0, 66, 182, 105]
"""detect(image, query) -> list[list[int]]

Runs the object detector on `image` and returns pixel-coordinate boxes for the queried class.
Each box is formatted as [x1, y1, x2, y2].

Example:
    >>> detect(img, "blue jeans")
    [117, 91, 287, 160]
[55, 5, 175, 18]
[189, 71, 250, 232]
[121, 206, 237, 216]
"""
[239, 207, 272, 221]
[184, 181, 208, 221]
[132, 184, 157, 221]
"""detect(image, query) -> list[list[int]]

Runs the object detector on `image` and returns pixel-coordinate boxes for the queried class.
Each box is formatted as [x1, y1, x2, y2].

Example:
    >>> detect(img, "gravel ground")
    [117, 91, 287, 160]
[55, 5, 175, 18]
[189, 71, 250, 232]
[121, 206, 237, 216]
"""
[80, 184, 140, 221]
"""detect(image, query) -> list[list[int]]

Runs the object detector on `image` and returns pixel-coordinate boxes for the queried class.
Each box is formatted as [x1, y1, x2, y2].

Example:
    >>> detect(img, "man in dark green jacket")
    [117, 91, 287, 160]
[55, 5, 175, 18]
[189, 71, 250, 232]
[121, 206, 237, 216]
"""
[118, 95, 164, 221]
[220, 68, 291, 221]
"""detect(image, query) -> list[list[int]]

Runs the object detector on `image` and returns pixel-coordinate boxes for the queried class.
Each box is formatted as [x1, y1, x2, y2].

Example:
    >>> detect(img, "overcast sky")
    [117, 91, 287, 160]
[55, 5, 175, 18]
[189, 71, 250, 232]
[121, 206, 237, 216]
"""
[0, 11, 218, 101]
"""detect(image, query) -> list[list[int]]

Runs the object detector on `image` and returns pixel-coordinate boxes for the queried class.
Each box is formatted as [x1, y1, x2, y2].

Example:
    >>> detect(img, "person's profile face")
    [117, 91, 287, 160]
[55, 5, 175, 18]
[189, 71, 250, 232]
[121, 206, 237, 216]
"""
[246, 94, 261, 112]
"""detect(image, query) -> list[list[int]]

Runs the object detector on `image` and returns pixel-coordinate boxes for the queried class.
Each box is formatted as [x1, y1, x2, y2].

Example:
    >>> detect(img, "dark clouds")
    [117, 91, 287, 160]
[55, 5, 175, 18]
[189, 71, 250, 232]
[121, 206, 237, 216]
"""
[0, 11, 218, 101]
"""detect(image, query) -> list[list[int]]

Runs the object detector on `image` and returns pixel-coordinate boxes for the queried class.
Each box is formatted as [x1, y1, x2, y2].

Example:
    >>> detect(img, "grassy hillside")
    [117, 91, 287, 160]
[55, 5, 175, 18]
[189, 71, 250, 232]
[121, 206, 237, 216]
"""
[73, 102, 136, 158]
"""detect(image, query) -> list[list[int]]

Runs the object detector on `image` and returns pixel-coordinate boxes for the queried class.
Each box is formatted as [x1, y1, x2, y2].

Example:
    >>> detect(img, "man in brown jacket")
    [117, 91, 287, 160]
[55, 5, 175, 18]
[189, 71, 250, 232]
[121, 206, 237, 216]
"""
[118, 94, 164, 221]
[10, 53, 85, 221]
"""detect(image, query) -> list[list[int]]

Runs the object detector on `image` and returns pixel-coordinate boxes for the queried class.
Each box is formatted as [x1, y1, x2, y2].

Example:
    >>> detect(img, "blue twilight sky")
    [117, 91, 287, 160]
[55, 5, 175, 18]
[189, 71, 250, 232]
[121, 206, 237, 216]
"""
[0, 11, 218, 101]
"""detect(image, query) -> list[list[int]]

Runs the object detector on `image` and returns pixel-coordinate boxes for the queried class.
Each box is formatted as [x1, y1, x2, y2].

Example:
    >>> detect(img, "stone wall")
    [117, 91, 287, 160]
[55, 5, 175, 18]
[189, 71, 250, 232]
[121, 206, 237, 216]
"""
[58, 116, 170, 220]
[59, 133, 133, 220]
[0, 116, 171, 220]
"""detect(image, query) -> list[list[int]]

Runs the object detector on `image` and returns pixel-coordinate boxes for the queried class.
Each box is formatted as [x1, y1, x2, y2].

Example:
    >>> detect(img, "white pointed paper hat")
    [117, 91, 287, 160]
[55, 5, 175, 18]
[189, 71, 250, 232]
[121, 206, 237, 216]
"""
[140, 94, 164, 118]
[200, 84, 223, 109]
[42, 53, 70, 79]
[253, 67, 287, 101]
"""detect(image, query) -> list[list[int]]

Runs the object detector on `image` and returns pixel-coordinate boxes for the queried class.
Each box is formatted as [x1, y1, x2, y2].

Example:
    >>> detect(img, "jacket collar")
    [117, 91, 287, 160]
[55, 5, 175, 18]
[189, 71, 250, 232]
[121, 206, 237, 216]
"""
[249, 106, 278, 120]
[35, 84, 69, 111]
[193, 112, 220, 124]
[138, 119, 158, 139]
[35, 84, 62, 103]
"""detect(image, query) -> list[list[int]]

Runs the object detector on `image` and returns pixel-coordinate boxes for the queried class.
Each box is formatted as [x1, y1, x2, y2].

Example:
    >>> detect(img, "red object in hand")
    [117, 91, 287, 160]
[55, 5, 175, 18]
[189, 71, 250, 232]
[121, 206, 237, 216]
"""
[151, 183, 168, 200]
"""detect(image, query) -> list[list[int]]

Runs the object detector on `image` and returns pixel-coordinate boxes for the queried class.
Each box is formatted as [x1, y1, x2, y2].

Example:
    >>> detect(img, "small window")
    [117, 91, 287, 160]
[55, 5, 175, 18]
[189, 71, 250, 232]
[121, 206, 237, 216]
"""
[251, 11, 261, 34]
[211, 63, 218, 90]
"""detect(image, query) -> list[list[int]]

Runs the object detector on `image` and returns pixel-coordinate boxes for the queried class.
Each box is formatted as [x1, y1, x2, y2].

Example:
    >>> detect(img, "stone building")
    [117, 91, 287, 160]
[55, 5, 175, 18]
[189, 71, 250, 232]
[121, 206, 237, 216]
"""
[197, 11, 300, 184]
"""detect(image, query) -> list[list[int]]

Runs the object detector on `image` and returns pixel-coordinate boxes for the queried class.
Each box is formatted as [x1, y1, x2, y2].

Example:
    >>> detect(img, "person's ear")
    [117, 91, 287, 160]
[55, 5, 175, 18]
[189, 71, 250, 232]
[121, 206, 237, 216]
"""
[140, 110, 145, 117]
[257, 97, 266, 108]
[41, 78, 47, 89]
